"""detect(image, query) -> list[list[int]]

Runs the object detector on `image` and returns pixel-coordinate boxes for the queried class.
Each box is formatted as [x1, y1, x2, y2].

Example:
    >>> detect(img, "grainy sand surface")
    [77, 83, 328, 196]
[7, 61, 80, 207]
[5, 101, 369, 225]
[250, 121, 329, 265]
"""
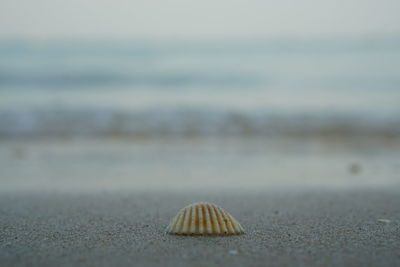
[1, 138, 399, 266]
[1, 189, 399, 267]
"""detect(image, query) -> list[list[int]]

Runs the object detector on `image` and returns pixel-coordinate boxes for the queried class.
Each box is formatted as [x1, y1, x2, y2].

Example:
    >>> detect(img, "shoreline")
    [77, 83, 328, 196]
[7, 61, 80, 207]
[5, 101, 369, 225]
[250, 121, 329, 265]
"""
[1, 136, 399, 193]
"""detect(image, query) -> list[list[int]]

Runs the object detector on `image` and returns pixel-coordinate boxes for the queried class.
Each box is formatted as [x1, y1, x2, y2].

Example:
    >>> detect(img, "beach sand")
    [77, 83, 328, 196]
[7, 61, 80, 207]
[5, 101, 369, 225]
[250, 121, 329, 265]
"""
[0, 137, 399, 266]
[1, 189, 399, 267]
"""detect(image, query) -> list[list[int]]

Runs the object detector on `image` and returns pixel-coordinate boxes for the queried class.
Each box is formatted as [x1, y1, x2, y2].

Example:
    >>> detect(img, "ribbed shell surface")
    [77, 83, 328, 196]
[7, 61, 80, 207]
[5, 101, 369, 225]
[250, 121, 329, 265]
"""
[166, 202, 244, 235]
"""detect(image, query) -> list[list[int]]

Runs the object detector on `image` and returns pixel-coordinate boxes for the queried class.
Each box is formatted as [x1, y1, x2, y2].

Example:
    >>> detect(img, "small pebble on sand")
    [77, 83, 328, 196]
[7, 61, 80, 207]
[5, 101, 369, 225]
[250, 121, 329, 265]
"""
[348, 163, 362, 175]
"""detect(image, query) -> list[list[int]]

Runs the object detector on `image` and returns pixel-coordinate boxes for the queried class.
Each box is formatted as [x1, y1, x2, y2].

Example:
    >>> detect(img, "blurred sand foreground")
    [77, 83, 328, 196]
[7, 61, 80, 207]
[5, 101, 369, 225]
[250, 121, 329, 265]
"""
[0, 135, 399, 192]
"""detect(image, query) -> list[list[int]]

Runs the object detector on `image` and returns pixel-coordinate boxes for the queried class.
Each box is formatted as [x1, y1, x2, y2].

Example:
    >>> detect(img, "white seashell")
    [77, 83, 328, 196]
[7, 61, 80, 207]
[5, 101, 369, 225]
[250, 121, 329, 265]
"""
[166, 202, 244, 235]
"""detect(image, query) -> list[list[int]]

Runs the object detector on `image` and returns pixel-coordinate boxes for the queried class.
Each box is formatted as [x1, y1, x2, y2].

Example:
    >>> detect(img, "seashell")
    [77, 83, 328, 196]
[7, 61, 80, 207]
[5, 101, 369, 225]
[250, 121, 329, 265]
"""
[166, 202, 244, 235]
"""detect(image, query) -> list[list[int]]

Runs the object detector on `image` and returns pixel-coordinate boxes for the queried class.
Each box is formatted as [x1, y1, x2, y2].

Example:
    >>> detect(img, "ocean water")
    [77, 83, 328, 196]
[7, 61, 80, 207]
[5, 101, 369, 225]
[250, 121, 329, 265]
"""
[1, 37, 400, 139]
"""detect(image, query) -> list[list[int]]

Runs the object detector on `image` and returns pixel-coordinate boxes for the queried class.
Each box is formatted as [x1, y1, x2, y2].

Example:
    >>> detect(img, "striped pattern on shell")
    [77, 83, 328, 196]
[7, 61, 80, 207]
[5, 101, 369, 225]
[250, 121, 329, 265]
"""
[166, 202, 244, 235]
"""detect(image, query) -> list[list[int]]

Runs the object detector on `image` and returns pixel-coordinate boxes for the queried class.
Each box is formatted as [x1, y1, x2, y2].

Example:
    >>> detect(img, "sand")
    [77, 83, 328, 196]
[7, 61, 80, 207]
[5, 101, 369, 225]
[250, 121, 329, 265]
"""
[1, 137, 400, 192]
[1, 137, 399, 266]
[1, 188, 399, 267]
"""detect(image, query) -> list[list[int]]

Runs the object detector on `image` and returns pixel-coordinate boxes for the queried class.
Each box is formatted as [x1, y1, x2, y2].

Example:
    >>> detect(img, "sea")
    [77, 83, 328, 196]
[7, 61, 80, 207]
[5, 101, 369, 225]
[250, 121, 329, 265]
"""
[1, 36, 399, 139]
[1, 37, 400, 191]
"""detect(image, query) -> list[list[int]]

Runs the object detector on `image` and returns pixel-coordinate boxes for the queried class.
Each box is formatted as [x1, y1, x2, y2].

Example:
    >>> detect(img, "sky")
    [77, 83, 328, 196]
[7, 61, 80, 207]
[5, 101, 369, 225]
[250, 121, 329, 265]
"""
[0, 0, 400, 39]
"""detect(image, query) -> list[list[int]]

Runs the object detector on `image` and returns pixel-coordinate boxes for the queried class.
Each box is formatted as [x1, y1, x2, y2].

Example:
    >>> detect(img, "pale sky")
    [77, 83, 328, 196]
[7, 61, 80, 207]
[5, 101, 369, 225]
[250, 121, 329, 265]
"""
[0, 0, 400, 39]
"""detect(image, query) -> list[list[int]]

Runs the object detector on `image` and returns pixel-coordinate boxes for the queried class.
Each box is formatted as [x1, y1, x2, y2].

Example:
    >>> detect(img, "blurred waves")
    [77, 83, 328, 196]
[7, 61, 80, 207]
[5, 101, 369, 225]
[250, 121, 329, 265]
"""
[0, 36, 400, 140]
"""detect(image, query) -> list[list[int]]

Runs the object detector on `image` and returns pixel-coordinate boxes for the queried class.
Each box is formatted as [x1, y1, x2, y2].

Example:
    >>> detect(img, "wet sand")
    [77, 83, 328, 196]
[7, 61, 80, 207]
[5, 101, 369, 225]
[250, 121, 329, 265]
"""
[1, 189, 399, 267]
[1, 137, 400, 192]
